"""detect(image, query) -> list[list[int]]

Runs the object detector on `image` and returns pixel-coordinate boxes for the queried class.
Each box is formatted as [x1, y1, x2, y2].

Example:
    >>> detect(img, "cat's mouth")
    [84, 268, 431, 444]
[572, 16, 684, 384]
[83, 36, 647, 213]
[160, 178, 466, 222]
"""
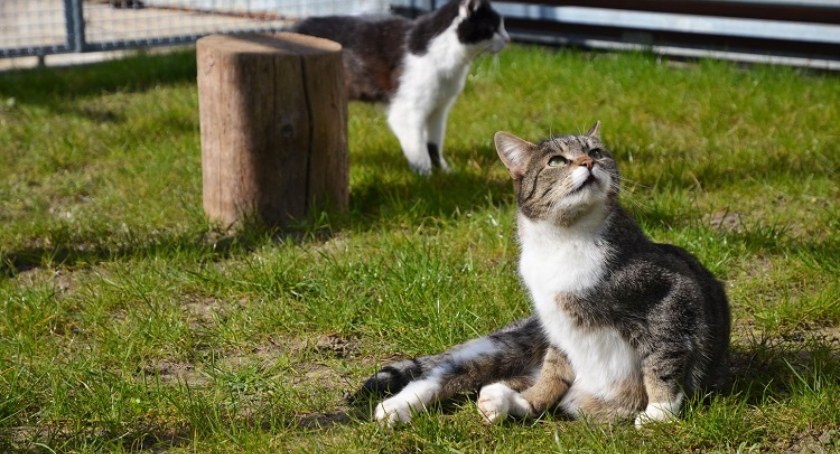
[570, 173, 599, 194]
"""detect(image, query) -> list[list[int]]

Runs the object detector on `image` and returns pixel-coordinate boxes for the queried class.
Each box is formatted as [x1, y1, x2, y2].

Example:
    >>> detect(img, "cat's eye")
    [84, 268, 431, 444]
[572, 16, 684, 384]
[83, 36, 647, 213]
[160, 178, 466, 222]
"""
[548, 156, 567, 167]
[588, 148, 604, 159]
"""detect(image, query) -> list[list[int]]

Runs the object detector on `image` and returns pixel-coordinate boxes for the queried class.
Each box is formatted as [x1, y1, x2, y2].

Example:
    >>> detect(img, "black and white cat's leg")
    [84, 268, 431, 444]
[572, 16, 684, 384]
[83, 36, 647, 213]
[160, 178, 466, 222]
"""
[351, 358, 431, 401]
[361, 317, 546, 424]
[425, 104, 452, 172]
[387, 101, 433, 175]
[373, 368, 446, 424]
[373, 336, 505, 424]
[478, 346, 573, 423]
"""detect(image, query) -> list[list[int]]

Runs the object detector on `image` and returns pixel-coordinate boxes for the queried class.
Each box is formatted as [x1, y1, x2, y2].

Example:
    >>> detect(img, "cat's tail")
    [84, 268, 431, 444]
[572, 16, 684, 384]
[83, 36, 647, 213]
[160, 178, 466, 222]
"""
[349, 316, 547, 404]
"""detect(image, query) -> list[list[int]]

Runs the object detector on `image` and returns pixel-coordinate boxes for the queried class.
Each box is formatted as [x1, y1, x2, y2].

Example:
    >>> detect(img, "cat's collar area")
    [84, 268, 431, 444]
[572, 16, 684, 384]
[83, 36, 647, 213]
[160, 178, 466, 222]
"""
[518, 204, 612, 239]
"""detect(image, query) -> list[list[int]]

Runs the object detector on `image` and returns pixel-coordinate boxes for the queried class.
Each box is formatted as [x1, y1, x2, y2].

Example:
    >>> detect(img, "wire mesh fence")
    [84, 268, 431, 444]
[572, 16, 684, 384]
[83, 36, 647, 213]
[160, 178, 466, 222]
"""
[2, 1, 838, 68]
[0, 1, 70, 56]
[0, 0, 389, 58]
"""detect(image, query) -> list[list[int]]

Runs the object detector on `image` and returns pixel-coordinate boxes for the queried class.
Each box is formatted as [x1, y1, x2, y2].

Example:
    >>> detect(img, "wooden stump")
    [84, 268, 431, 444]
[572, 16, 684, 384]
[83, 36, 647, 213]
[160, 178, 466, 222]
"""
[197, 33, 348, 229]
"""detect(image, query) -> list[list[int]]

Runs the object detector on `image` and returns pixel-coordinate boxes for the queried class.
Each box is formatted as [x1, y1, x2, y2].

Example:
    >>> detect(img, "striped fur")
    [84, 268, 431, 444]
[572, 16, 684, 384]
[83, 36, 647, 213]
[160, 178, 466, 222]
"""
[357, 123, 730, 427]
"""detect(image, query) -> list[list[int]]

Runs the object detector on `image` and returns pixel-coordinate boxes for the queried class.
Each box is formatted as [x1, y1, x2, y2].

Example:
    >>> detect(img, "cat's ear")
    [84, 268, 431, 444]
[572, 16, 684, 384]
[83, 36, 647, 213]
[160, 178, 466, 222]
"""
[586, 120, 602, 139]
[495, 131, 534, 179]
[459, 0, 483, 17]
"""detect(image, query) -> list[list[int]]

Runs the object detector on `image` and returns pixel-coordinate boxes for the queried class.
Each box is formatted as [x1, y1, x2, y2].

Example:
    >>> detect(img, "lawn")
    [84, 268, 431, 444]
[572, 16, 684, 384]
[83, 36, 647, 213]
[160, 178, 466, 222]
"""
[0, 45, 838, 452]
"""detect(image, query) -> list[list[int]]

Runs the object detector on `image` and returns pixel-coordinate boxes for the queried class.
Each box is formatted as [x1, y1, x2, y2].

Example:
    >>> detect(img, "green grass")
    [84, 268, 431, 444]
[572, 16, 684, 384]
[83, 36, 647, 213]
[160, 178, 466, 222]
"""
[1, 45, 838, 452]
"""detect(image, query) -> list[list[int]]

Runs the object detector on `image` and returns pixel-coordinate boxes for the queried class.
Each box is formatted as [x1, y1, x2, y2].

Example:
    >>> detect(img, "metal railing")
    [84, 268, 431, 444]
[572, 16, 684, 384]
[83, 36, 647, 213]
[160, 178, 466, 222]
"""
[2, 1, 840, 69]
[395, 0, 840, 69]
[0, 0, 388, 59]
[498, 1, 840, 66]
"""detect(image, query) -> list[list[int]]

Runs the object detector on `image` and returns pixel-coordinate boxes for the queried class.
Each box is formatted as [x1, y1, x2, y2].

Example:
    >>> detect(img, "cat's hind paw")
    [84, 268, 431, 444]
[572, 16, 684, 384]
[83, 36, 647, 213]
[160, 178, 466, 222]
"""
[634, 401, 681, 429]
[477, 383, 531, 423]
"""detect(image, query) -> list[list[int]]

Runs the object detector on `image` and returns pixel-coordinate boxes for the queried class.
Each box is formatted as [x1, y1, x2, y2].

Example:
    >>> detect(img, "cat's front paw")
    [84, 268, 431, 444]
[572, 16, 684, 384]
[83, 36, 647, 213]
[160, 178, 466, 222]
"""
[477, 383, 531, 423]
[634, 401, 680, 429]
[409, 160, 433, 176]
[436, 157, 451, 174]
[374, 396, 414, 425]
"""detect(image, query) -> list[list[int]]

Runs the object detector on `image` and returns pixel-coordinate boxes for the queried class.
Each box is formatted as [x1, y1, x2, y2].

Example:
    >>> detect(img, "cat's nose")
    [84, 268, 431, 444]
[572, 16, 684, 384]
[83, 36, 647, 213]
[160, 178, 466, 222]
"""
[573, 156, 594, 170]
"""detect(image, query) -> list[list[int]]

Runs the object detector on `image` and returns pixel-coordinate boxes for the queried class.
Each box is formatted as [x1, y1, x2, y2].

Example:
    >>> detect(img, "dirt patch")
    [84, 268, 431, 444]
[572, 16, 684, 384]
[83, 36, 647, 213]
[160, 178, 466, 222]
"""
[296, 411, 353, 429]
[733, 322, 840, 350]
[292, 363, 344, 386]
[48, 194, 92, 222]
[777, 326, 840, 350]
[776, 428, 838, 453]
[314, 333, 360, 358]
[215, 346, 284, 372]
[5, 421, 191, 453]
[141, 360, 209, 387]
[180, 295, 226, 328]
[13, 267, 78, 294]
[706, 209, 744, 231]
[287, 333, 361, 359]
[308, 233, 350, 256]
[732, 255, 775, 281]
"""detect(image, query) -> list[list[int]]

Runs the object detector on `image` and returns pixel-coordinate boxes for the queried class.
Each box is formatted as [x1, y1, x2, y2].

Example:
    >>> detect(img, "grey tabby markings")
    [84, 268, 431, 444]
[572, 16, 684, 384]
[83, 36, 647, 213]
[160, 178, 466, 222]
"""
[354, 122, 730, 426]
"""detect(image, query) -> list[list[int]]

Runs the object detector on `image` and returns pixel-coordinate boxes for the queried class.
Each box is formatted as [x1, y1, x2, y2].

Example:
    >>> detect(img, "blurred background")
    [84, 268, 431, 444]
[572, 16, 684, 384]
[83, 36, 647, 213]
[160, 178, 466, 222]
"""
[2, 0, 839, 70]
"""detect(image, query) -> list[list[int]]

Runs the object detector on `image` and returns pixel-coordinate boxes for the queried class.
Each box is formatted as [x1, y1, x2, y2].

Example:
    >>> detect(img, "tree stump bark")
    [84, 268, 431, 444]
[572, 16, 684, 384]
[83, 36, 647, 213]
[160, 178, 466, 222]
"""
[197, 33, 348, 229]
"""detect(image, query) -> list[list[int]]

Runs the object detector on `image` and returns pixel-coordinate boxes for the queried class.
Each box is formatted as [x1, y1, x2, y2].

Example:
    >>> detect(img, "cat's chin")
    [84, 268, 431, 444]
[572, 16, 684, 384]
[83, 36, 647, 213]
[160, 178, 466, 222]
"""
[568, 175, 598, 195]
[562, 180, 609, 209]
[547, 197, 609, 228]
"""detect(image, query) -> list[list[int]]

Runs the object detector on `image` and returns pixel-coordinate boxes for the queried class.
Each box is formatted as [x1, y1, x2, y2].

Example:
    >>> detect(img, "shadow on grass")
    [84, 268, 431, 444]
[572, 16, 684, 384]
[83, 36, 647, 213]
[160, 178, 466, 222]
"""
[350, 166, 511, 224]
[295, 409, 359, 430]
[0, 227, 265, 278]
[727, 334, 838, 404]
[2, 150, 514, 278]
[4, 158, 836, 281]
[0, 423, 194, 453]
[0, 49, 197, 107]
[2, 409, 363, 452]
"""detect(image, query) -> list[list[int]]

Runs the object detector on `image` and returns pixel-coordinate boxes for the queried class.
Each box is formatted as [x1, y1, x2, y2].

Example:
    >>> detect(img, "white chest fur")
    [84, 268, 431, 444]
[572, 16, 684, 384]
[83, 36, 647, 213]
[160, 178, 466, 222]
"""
[518, 215, 640, 401]
[393, 23, 472, 111]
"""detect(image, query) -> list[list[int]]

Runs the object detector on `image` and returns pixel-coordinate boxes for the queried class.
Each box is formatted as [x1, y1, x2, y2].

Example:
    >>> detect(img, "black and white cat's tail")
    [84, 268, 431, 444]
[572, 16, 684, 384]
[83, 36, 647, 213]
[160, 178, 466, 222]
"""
[350, 316, 548, 423]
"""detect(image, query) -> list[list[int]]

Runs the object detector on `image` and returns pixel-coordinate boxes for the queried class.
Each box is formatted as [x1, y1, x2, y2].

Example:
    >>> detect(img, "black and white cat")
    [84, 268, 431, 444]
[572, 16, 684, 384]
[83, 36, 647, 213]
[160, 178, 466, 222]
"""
[295, 0, 510, 174]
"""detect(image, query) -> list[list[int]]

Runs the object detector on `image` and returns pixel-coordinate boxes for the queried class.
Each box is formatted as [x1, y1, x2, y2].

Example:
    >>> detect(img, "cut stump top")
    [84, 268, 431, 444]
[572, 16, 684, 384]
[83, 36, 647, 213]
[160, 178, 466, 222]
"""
[196, 32, 342, 56]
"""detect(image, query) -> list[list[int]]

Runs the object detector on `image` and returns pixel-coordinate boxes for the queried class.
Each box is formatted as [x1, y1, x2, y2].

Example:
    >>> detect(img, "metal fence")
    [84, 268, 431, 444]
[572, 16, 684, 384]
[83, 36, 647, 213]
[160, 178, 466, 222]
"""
[495, 1, 840, 68]
[0, 0, 388, 59]
[395, 1, 840, 69]
[2, 1, 840, 69]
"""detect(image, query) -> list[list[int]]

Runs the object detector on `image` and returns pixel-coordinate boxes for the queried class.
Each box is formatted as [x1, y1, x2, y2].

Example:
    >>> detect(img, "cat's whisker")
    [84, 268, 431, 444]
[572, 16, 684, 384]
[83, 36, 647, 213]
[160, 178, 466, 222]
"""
[609, 177, 653, 210]
[616, 175, 651, 190]
[490, 53, 502, 74]
[617, 192, 651, 210]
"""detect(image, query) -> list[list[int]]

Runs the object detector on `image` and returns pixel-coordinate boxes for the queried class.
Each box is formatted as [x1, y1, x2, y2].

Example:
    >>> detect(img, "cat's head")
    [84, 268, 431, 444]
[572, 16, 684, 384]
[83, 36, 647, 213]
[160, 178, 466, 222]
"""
[494, 122, 619, 225]
[456, 0, 509, 54]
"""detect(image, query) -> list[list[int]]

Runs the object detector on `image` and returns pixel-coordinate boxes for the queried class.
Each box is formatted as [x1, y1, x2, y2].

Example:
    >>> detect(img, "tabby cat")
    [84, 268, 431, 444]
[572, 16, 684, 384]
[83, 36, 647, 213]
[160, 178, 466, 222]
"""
[356, 122, 730, 427]
[294, 0, 509, 174]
